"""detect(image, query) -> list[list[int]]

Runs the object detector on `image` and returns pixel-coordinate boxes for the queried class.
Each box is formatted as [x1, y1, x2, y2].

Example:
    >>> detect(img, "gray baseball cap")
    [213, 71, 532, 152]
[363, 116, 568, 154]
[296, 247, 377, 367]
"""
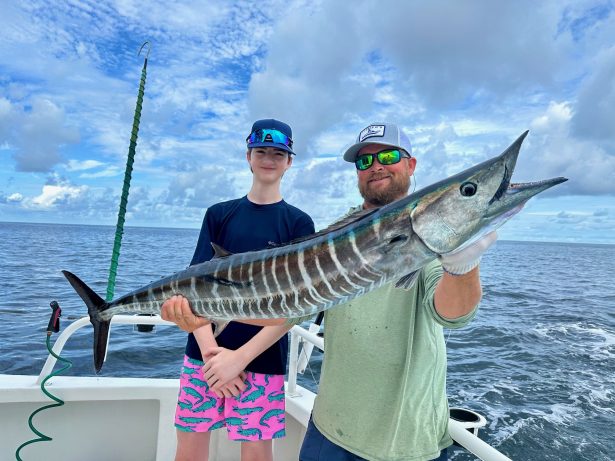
[343, 123, 413, 162]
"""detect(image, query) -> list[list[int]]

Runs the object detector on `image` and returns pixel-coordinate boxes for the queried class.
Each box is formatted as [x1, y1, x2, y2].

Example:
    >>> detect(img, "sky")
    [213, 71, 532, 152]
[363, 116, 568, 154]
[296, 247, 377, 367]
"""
[1, 0, 614, 244]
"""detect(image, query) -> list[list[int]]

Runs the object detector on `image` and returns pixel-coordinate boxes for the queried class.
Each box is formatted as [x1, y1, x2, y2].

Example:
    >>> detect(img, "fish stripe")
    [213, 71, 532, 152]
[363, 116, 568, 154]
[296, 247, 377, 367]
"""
[327, 238, 363, 291]
[298, 247, 329, 306]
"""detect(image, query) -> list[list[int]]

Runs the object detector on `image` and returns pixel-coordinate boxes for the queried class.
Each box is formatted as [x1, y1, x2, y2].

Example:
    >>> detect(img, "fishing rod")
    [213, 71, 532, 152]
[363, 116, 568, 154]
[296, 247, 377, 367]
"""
[14, 41, 152, 459]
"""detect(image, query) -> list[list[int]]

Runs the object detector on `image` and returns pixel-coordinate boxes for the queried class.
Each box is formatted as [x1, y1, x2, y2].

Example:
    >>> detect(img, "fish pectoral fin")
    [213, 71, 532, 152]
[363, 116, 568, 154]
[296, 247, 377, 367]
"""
[211, 243, 233, 258]
[212, 320, 229, 337]
[395, 271, 420, 290]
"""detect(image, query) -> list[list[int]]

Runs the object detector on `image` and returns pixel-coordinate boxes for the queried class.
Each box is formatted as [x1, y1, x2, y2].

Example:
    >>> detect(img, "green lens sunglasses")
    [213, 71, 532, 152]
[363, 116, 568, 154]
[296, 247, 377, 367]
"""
[355, 149, 411, 171]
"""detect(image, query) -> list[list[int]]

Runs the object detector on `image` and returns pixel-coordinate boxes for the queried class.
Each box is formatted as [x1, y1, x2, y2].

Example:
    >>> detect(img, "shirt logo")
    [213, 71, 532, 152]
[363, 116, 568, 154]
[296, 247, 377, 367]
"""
[359, 125, 385, 142]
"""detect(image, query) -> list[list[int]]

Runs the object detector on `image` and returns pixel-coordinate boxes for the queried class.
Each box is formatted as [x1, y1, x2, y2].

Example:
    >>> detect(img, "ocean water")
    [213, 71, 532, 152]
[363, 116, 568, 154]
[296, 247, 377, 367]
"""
[0, 222, 613, 460]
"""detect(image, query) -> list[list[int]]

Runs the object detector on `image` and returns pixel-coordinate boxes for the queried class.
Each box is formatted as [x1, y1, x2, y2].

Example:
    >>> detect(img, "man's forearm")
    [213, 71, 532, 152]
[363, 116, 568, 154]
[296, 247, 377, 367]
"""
[433, 267, 482, 319]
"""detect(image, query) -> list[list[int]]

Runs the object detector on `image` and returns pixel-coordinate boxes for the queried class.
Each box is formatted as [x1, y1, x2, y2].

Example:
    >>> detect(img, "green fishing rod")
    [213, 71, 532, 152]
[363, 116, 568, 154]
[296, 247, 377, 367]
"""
[15, 41, 151, 460]
[107, 40, 150, 301]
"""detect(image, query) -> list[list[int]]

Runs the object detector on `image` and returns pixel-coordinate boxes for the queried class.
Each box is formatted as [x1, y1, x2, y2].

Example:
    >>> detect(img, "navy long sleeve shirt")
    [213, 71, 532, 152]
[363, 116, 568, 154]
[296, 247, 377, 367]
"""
[185, 196, 315, 374]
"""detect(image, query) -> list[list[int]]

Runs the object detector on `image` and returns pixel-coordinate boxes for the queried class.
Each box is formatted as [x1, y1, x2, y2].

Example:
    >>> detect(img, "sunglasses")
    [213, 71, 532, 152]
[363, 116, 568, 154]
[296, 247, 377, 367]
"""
[246, 129, 293, 149]
[355, 149, 410, 171]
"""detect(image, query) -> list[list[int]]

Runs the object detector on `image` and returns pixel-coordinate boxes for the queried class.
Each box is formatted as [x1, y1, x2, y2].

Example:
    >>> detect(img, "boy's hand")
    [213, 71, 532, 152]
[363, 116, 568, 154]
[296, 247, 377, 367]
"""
[213, 373, 247, 398]
[202, 346, 249, 391]
[160, 295, 210, 333]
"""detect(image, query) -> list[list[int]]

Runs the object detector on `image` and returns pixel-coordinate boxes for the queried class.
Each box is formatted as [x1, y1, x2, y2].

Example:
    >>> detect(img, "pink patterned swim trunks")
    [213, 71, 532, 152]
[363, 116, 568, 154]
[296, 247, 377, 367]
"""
[175, 356, 286, 441]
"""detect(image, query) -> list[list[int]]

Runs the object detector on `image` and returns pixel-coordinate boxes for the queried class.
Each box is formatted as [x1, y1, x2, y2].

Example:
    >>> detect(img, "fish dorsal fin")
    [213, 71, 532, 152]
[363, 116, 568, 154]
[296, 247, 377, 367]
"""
[287, 207, 380, 246]
[211, 242, 233, 259]
[318, 207, 378, 234]
[395, 270, 420, 290]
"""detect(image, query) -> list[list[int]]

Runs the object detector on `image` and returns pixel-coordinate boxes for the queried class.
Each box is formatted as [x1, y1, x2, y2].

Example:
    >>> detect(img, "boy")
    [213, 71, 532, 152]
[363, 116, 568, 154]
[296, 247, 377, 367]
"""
[170, 119, 314, 461]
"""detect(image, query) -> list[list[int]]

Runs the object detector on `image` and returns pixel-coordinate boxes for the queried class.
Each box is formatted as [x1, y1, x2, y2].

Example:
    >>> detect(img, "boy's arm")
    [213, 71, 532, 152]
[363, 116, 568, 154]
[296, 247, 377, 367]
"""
[192, 324, 217, 360]
[192, 322, 249, 398]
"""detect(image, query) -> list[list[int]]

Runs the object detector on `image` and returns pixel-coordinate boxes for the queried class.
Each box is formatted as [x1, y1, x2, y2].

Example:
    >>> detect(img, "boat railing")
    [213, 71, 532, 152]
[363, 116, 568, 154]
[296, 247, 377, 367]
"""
[36, 314, 175, 384]
[37, 314, 512, 460]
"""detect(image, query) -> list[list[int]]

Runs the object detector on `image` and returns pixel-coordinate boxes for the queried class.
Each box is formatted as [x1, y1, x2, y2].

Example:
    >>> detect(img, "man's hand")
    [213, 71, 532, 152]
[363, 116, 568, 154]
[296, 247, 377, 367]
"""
[202, 346, 249, 392]
[160, 295, 211, 333]
[439, 231, 497, 275]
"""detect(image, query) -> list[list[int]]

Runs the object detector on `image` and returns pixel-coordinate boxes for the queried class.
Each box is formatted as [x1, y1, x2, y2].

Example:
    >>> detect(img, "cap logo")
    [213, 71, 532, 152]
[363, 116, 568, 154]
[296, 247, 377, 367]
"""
[359, 125, 385, 142]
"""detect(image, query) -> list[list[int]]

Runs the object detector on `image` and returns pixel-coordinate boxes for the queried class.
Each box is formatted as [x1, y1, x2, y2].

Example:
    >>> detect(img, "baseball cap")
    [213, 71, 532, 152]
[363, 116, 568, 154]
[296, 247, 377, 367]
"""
[342, 123, 412, 162]
[246, 119, 295, 155]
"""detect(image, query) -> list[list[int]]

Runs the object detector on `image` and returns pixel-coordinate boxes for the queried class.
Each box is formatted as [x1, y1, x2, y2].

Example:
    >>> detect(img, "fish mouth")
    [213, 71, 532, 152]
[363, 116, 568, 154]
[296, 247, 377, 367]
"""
[488, 131, 525, 206]
[504, 177, 568, 203]
[489, 164, 512, 205]
[485, 177, 568, 222]
[487, 131, 568, 215]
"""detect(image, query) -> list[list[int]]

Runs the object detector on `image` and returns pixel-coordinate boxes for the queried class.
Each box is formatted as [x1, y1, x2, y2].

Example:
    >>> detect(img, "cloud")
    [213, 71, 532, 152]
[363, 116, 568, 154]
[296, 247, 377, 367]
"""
[521, 101, 615, 196]
[80, 167, 122, 178]
[1, 98, 80, 172]
[571, 45, 615, 145]
[1, 0, 614, 242]
[372, 1, 568, 107]
[0, 98, 12, 141]
[282, 158, 361, 228]
[164, 164, 238, 209]
[245, 0, 579, 158]
[28, 183, 87, 209]
[0, 192, 24, 204]
[66, 159, 105, 171]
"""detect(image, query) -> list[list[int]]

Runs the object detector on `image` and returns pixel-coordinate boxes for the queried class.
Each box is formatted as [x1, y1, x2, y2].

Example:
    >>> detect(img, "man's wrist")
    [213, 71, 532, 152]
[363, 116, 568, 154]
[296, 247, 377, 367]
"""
[441, 257, 481, 276]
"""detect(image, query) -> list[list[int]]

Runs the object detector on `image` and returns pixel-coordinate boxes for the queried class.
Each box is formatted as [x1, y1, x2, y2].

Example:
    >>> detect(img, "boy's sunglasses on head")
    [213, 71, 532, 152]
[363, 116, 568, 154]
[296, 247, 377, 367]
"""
[355, 149, 410, 171]
[246, 129, 293, 148]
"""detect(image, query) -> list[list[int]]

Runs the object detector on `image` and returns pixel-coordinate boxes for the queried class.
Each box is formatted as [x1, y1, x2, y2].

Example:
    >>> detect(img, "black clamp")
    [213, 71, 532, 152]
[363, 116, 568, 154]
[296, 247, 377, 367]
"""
[47, 301, 62, 335]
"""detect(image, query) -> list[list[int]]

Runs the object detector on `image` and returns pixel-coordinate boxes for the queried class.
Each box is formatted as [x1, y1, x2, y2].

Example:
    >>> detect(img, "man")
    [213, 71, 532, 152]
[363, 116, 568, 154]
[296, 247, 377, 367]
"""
[163, 122, 496, 461]
[297, 123, 496, 461]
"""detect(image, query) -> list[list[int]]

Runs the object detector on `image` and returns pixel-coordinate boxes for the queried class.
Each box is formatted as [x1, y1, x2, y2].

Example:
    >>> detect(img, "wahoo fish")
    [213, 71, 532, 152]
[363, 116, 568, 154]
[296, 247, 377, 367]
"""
[63, 131, 567, 372]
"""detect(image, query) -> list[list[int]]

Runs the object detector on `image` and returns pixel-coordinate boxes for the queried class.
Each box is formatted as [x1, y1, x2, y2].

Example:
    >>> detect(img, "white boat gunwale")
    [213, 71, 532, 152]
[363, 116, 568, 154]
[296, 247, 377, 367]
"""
[1, 315, 512, 461]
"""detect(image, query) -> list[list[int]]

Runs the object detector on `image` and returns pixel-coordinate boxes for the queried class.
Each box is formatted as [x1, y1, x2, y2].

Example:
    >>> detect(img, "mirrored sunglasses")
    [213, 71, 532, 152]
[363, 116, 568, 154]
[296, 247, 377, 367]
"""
[246, 129, 293, 148]
[355, 149, 410, 171]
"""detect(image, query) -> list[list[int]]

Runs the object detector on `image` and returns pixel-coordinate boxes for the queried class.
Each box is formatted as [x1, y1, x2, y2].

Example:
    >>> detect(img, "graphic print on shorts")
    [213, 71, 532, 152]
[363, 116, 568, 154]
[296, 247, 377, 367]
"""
[175, 356, 286, 441]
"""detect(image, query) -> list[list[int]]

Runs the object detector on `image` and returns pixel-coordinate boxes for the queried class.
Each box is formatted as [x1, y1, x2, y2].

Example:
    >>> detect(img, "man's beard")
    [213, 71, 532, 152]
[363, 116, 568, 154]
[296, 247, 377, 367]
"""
[358, 172, 410, 207]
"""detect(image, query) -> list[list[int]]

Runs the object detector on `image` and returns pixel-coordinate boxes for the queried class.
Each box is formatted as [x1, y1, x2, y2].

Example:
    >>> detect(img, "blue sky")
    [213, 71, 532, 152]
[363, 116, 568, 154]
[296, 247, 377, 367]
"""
[1, 0, 614, 244]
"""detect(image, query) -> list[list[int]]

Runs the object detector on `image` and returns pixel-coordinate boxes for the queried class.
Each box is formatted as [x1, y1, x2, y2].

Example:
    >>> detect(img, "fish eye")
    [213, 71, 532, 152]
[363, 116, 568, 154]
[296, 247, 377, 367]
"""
[460, 182, 477, 197]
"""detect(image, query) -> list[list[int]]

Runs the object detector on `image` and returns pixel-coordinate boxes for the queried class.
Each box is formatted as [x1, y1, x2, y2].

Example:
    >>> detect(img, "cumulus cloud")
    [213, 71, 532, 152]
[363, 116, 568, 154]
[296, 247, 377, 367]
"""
[164, 164, 238, 209]
[521, 101, 615, 196]
[571, 45, 615, 145]
[1, 98, 79, 172]
[0, 192, 24, 204]
[2, 0, 614, 242]
[66, 159, 104, 171]
[25, 174, 88, 209]
[80, 167, 122, 178]
[283, 158, 360, 227]
[246, 0, 579, 157]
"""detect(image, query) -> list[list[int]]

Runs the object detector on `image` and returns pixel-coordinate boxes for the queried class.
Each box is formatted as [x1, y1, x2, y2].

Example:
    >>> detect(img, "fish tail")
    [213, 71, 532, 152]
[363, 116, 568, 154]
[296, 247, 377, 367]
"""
[62, 270, 110, 373]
